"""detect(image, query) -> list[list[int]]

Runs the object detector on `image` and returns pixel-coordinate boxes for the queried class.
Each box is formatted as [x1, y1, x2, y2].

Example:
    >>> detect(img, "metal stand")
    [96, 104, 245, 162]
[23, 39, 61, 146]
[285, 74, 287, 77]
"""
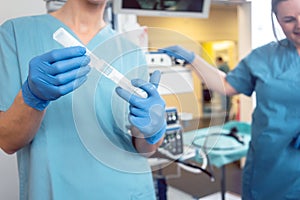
[221, 165, 226, 200]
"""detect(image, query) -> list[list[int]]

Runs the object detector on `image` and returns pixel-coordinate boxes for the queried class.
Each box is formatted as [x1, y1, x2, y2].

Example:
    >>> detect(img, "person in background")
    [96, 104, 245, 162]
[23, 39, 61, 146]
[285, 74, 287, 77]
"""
[215, 56, 231, 117]
[159, 0, 300, 199]
[215, 56, 230, 74]
[0, 0, 166, 199]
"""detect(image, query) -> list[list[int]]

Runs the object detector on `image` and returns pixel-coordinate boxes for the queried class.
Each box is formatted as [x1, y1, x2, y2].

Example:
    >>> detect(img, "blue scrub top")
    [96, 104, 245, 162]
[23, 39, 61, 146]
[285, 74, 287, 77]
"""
[226, 39, 300, 200]
[0, 15, 156, 200]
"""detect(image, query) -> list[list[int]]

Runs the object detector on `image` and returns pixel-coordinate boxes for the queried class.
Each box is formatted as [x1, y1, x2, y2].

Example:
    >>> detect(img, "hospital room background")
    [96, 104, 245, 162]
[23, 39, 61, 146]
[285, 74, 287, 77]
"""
[0, 0, 284, 199]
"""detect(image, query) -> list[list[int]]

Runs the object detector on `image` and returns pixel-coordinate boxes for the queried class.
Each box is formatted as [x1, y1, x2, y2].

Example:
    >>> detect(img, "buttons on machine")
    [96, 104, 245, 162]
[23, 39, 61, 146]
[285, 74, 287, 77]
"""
[160, 107, 184, 155]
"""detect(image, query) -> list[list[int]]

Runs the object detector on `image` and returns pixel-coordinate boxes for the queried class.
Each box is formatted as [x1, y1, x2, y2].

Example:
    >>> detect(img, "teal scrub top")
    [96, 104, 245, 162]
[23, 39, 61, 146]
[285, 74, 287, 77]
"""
[226, 39, 300, 200]
[0, 15, 156, 200]
[218, 64, 230, 74]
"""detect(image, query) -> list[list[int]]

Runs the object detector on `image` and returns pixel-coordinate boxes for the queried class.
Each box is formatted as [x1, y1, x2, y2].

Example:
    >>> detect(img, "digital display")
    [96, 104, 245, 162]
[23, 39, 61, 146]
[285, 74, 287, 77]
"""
[122, 0, 204, 12]
[114, 0, 211, 18]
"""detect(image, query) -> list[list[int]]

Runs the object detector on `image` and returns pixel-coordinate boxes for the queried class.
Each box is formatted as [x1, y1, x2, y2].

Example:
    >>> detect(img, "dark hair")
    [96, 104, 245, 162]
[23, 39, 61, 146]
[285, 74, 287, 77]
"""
[271, 0, 288, 15]
[271, 0, 288, 42]
[216, 56, 223, 62]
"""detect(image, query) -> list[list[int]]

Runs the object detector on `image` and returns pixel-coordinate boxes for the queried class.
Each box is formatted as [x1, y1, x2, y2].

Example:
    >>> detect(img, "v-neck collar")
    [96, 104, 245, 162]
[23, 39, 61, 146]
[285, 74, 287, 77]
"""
[45, 14, 113, 51]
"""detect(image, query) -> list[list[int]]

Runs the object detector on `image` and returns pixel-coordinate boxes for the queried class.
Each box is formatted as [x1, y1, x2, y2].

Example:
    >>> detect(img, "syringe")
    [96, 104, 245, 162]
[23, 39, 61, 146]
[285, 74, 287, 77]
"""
[53, 27, 147, 98]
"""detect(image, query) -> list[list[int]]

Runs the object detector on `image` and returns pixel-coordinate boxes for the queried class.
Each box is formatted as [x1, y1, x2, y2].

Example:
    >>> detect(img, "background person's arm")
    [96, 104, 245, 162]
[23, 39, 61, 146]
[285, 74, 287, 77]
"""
[159, 45, 238, 96]
[191, 54, 238, 96]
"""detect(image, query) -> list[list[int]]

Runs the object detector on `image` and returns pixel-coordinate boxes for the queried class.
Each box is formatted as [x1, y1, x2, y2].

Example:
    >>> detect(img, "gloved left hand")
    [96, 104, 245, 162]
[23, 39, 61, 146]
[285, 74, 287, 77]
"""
[116, 70, 166, 144]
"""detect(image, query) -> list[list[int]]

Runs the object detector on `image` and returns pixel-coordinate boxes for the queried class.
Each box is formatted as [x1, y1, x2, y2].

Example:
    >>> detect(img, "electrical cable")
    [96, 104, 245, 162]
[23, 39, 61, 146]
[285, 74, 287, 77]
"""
[157, 148, 215, 181]
[174, 159, 215, 182]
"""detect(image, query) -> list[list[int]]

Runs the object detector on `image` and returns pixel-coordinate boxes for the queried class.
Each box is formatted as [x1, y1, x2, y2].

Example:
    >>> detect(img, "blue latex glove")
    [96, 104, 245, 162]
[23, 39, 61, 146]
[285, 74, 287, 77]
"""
[158, 45, 195, 64]
[116, 70, 166, 144]
[22, 46, 91, 111]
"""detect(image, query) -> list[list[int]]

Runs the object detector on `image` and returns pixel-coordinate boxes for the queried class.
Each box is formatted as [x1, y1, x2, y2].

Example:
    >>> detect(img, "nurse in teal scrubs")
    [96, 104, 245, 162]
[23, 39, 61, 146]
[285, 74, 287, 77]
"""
[160, 0, 300, 199]
[0, 0, 166, 199]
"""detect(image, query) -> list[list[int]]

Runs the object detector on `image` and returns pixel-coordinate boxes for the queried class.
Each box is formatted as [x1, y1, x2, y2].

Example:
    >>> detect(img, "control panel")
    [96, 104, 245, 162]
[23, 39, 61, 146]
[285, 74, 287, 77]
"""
[160, 107, 184, 155]
[161, 125, 183, 155]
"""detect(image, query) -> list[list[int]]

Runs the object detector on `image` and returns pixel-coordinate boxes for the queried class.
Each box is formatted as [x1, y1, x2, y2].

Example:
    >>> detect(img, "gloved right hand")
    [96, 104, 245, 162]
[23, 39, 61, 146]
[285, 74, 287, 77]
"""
[116, 71, 166, 144]
[158, 45, 195, 64]
[22, 46, 91, 111]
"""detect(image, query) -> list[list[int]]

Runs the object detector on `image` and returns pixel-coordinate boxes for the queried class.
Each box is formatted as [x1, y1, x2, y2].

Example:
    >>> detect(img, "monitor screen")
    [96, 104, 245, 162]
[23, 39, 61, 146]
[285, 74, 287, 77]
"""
[113, 0, 211, 18]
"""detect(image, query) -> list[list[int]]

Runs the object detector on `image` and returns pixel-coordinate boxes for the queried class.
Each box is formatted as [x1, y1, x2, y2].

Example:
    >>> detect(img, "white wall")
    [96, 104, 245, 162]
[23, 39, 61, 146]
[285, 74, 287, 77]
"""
[251, 0, 285, 49]
[0, 1, 46, 199]
[0, 0, 46, 24]
[0, 152, 19, 200]
[237, 3, 253, 123]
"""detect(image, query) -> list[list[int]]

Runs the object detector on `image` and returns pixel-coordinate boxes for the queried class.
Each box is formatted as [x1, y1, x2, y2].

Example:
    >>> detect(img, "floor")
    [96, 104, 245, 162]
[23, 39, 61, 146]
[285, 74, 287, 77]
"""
[167, 186, 194, 200]
[168, 187, 241, 200]
[154, 161, 243, 200]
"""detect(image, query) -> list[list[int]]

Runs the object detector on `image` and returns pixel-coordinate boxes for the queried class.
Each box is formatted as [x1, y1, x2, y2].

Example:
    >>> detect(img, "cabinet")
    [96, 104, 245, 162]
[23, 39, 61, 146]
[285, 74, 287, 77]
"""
[148, 65, 202, 118]
[148, 66, 194, 95]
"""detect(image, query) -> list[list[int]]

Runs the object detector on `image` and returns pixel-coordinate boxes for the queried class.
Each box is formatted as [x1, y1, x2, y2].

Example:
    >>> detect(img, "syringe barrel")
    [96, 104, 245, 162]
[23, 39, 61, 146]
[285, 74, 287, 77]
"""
[53, 27, 147, 98]
[107, 69, 147, 98]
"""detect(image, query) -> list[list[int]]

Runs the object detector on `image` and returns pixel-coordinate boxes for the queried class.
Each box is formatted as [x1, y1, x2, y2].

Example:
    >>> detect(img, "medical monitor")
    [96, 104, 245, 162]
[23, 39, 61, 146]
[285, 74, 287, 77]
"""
[113, 0, 211, 18]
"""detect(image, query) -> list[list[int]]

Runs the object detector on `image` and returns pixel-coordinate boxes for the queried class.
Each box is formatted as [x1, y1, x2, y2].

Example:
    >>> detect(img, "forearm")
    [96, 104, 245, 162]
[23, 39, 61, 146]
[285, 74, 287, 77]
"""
[191, 55, 238, 96]
[131, 126, 164, 157]
[0, 91, 44, 154]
